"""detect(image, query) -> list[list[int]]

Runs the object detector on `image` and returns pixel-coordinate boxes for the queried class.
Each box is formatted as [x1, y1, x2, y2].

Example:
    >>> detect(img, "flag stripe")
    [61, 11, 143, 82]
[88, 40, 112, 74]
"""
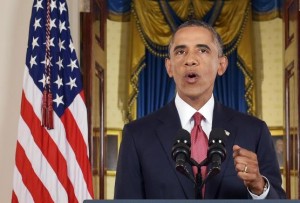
[61, 107, 94, 196]
[69, 92, 89, 151]
[13, 166, 34, 203]
[15, 142, 54, 203]
[11, 190, 19, 203]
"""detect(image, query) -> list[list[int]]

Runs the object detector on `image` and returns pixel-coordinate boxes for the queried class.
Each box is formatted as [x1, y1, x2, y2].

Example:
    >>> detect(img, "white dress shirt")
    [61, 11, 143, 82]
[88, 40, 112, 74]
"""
[175, 93, 214, 137]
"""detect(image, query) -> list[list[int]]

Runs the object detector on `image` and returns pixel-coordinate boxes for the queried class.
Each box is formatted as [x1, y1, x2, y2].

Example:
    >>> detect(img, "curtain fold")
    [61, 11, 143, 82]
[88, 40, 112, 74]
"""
[137, 50, 175, 118]
[214, 50, 247, 112]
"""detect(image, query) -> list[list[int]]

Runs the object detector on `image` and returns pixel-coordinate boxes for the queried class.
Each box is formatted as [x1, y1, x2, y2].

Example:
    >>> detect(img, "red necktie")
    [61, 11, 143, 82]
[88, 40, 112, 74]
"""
[190, 112, 208, 180]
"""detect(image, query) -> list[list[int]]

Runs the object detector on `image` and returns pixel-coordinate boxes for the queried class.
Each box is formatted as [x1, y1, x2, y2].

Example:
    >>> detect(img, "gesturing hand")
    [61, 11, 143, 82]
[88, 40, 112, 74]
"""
[233, 145, 266, 195]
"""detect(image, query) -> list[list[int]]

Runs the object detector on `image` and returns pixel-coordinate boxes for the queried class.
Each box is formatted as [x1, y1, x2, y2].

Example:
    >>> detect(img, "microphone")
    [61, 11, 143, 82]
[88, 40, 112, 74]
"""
[207, 128, 227, 175]
[171, 129, 193, 181]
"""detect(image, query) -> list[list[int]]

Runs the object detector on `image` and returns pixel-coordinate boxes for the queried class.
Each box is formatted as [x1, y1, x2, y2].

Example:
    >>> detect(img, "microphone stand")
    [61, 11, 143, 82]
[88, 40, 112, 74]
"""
[190, 158, 208, 199]
[195, 167, 202, 199]
[175, 155, 222, 199]
[189, 157, 222, 199]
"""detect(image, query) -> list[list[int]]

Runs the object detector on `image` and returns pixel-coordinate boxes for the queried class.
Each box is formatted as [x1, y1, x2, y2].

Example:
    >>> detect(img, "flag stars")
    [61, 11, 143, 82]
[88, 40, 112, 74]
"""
[32, 37, 39, 50]
[44, 37, 55, 48]
[54, 75, 63, 89]
[50, 18, 56, 30]
[59, 20, 67, 33]
[66, 77, 77, 90]
[59, 2, 67, 14]
[59, 39, 65, 51]
[53, 94, 64, 107]
[34, 0, 43, 12]
[41, 56, 53, 67]
[56, 56, 63, 70]
[50, 0, 57, 11]
[38, 74, 49, 88]
[30, 55, 37, 68]
[33, 18, 41, 30]
[69, 40, 75, 53]
[67, 59, 78, 71]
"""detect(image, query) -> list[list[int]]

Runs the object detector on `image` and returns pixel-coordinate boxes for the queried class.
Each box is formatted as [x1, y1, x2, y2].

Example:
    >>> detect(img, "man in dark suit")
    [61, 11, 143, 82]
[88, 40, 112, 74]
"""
[114, 19, 286, 199]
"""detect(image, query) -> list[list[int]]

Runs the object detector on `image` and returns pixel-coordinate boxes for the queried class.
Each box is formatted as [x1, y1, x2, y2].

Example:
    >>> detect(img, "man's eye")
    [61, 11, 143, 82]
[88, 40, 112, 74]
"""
[175, 49, 185, 55]
[175, 50, 185, 55]
[199, 48, 208, 53]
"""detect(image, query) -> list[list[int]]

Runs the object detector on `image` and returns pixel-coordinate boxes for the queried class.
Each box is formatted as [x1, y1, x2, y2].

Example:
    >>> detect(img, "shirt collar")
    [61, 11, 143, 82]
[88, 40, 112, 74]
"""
[175, 93, 214, 128]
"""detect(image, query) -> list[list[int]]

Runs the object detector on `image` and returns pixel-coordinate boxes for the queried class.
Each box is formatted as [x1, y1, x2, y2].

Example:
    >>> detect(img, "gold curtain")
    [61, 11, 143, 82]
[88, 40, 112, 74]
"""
[127, 0, 255, 121]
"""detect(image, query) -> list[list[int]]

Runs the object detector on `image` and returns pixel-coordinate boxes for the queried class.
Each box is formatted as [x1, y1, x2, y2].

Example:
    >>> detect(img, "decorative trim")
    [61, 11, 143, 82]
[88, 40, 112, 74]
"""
[207, 1, 224, 26]
[108, 11, 131, 22]
[253, 10, 282, 21]
[224, 2, 250, 56]
[158, 0, 178, 33]
[126, 57, 146, 122]
[132, 2, 170, 58]
[237, 55, 255, 115]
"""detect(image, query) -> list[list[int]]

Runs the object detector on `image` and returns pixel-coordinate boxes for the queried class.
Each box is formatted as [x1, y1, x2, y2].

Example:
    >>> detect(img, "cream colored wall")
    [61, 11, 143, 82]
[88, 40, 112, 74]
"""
[252, 18, 284, 127]
[105, 19, 131, 199]
[0, 2, 31, 202]
[106, 20, 130, 129]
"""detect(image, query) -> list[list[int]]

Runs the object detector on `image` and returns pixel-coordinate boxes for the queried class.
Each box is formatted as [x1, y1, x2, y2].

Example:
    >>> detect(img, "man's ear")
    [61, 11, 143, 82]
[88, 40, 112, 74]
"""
[165, 58, 173, 77]
[217, 55, 228, 76]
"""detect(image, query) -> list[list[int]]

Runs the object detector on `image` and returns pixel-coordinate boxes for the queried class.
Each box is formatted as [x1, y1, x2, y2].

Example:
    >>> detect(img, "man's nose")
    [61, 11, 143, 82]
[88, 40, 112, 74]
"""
[184, 53, 198, 66]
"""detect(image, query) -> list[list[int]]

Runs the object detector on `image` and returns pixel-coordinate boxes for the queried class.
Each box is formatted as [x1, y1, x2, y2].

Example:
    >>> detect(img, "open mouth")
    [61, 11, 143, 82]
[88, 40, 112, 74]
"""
[187, 73, 197, 78]
[185, 72, 198, 83]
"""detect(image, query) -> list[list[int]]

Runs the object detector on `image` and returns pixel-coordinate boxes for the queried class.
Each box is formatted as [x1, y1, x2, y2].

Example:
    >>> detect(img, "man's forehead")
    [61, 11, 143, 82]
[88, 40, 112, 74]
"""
[171, 31, 215, 48]
[173, 27, 213, 42]
[175, 26, 212, 35]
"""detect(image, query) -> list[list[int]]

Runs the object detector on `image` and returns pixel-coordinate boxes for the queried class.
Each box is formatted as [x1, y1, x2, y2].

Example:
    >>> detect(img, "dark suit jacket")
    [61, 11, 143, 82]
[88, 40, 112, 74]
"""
[114, 101, 286, 199]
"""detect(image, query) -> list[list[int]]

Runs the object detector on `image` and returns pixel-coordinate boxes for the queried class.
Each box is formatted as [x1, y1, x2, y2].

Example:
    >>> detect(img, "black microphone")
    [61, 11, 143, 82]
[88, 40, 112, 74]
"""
[171, 129, 193, 181]
[207, 128, 227, 175]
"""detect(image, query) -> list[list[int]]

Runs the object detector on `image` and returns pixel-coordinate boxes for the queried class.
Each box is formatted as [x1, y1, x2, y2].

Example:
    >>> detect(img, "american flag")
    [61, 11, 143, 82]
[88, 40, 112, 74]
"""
[12, 0, 94, 202]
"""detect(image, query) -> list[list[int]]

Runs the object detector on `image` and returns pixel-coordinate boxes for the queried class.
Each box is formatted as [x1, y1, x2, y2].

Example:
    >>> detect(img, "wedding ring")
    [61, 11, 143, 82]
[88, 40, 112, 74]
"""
[243, 164, 248, 173]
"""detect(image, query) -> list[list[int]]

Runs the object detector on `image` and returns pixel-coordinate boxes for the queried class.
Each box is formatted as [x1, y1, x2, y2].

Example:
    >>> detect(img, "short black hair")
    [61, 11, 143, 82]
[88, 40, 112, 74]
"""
[168, 19, 224, 57]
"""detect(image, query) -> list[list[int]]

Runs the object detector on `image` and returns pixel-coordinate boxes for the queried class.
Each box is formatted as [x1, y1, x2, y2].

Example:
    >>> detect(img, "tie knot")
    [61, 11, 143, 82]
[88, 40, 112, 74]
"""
[193, 112, 203, 126]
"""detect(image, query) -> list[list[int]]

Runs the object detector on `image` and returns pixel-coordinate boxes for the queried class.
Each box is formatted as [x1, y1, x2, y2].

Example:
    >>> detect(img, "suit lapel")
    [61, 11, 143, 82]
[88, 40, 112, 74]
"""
[155, 101, 195, 199]
[204, 102, 237, 199]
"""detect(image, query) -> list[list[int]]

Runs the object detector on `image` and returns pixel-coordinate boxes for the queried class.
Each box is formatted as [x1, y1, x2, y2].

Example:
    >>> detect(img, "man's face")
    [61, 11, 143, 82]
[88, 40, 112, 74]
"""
[165, 26, 227, 109]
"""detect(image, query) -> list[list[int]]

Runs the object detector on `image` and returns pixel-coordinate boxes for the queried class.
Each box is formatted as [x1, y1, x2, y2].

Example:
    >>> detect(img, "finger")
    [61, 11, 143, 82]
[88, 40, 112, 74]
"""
[233, 145, 241, 151]
[239, 148, 256, 159]
[233, 150, 251, 165]
[238, 172, 256, 183]
[235, 163, 249, 173]
[234, 158, 258, 174]
[236, 165, 257, 182]
[234, 155, 252, 165]
[235, 147, 257, 160]
[232, 145, 241, 158]
[233, 145, 253, 159]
